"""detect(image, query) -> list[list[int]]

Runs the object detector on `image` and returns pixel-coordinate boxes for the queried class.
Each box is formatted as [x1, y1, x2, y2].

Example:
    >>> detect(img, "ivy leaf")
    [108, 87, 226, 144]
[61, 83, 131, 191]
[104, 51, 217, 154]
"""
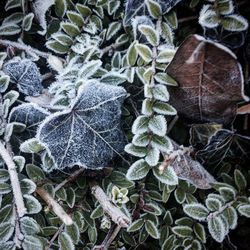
[196, 129, 250, 167]
[37, 81, 127, 170]
[3, 58, 43, 96]
[9, 103, 49, 142]
[166, 35, 248, 125]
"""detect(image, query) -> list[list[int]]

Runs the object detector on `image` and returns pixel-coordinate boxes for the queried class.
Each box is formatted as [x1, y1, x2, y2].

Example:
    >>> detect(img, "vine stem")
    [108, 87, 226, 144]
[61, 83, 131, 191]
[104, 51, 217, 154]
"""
[0, 141, 27, 217]
[0, 38, 51, 58]
[89, 180, 131, 228]
[36, 186, 73, 225]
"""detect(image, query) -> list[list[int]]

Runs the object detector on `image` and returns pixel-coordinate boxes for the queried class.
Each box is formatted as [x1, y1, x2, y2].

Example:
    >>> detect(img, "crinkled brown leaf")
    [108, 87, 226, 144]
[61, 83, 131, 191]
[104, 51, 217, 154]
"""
[167, 34, 249, 125]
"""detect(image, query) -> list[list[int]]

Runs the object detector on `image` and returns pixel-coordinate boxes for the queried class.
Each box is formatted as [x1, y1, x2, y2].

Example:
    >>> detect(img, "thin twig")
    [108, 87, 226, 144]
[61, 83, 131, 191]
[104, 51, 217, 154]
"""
[0, 141, 27, 217]
[105, 225, 122, 249]
[45, 223, 64, 250]
[89, 181, 131, 228]
[101, 43, 123, 56]
[54, 168, 85, 192]
[0, 38, 51, 58]
[36, 186, 73, 225]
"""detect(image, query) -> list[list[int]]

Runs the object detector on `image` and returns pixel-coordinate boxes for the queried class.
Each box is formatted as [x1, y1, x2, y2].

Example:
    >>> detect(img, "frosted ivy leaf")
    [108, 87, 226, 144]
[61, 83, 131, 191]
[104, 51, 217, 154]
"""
[9, 103, 49, 139]
[124, 0, 183, 26]
[37, 81, 127, 170]
[3, 57, 43, 96]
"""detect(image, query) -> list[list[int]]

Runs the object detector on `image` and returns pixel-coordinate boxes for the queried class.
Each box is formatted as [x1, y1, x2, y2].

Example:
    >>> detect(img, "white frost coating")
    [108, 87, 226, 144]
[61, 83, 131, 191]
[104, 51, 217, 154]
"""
[186, 41, 205, 64]
[37, 81, 127, 171]
[33, 0, 55, 35]
[199, 5, 219, 29]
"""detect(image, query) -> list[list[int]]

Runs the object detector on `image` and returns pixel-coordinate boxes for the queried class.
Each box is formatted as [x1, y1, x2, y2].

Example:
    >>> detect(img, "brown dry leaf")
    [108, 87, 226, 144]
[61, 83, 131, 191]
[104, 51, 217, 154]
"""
[166, 34, 249, 125]
[237, 103, 250, 114]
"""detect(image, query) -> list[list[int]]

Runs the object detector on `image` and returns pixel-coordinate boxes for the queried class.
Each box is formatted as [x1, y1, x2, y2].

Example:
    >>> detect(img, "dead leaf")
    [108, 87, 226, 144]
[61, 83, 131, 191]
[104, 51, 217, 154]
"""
[166, 34, 249, 125]
[237, 103, 250, 114]
[196, 129, 250, 167]
[189, 123, 222, 148]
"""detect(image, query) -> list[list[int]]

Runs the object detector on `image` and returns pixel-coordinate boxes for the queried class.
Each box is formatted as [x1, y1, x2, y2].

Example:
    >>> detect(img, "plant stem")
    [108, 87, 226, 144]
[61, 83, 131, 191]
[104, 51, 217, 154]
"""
[54, 168, 85, 192]
[0, 38, 51, 58]
[0, 141, 27, 217]
[36, 186, 73, 225]
[89, 180, 131, 228]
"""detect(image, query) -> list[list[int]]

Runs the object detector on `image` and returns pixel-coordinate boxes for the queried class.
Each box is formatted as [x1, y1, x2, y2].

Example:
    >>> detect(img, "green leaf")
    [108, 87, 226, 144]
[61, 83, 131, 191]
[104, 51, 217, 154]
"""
[148, 115, 167, 136]
[0, 169, 9, 182]
[151, 135, 173, 152]
[0, 182, 11, 194]
[46, 40, 69, 54]
[172, 225, 193, 238]
[145, 147, 160, 166]
[66, 188, 75, 208]
[0, 205, 14, 224]
[88, 227, 97, 244]
[238, 204, 250, 218]
[132, 133, 150, 147]
[132, 115, 149, 134]
[223, 206, 237, 229]
[0, 222, 14, 243]
[60, 22, 80, 37]
[109, 171, 134, 188]
[66, 222, 80, 244]
[153, 166, 178, 185]
[221, 14, 248, 32]
[0, 74, 10, 93]
[164, 10, 178, 29]
[100, 72, 126, 85]
[205, 197, 223, 211]
[55, 0, 67, 17]
[90, 205, 103, 219]
[138, 25, 159, 46]
[143, 202, 162, 215]
[161, 22, 173, 44]
[127, 41, 138, 66]
[194, 223, 206, 243]
[125, 143, 147, 157]
[135, 44, 153, 63]
[127, 218, 144, 232]
[174, 188, 186, 204]
[76, 4, 92, 17]
[153, 101, 176, 116]
[13, 156, 25, 172]
[20, 179, 37, 194]
[162, 235, 176, 250]
[22, 235, 43, 250]
[66, 11, 84, 27]
[24, 194, 42, 214]
[199, 5, 219, 28]
[0, 24, 21, 35]
[58, 232, 75, 250]
[20, 138, 45, 153]
[20, 217, 40, 235]
[146, 0, 162, 18]
[156, 49, 176, 63]
[26, 164, 45, 182]
[234, 169, 247, 191]
[219, 187, 236, 201]
[106, 22, 122, 40]
[145, 220, 160, 239]
[218, 0, 234, 15]
[183, 203, 209, 221]
[22, 13, 34, 31]
[154, 72, 178, 86]
[126, 159, 151, 180]
[42, 226, 58, 236]
[152, 84, 169, 102]
[207, 216, 226, 243]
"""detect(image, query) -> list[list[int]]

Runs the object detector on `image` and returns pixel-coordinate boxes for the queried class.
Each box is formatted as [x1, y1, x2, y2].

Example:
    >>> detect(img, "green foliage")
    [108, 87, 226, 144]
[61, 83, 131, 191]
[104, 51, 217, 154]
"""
[0, 0, 249, 249]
